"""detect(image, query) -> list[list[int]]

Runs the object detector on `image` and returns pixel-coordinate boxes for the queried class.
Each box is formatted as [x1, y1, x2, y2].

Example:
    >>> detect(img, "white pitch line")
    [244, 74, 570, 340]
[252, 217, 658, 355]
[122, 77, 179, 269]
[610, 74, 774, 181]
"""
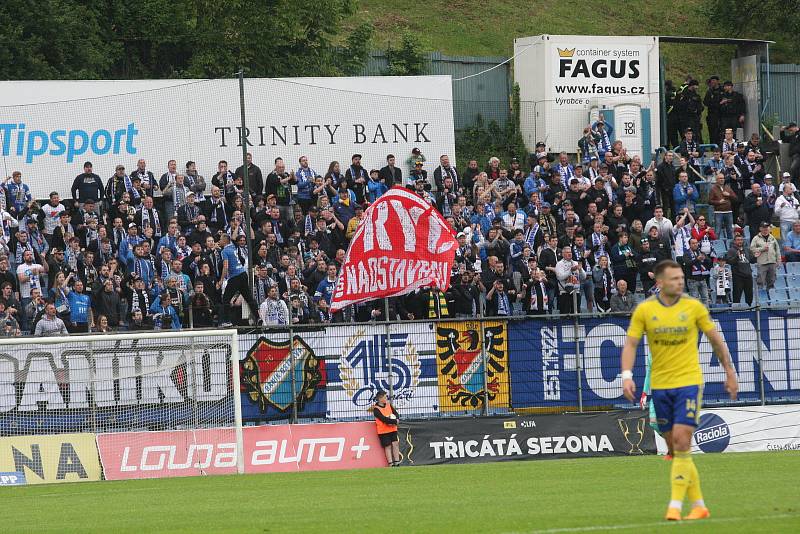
[518, 511, 800, 533]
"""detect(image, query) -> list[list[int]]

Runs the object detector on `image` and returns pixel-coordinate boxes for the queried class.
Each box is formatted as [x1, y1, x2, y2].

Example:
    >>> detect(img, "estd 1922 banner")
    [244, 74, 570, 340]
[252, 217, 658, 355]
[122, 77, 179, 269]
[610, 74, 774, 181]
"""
[323, 324, 439, 420]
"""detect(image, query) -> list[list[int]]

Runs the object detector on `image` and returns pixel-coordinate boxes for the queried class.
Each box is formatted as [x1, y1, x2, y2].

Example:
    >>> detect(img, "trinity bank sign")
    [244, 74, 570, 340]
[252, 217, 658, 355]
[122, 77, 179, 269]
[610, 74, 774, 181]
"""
[214, 122, 433, 148]
[0, 76, 455, 199]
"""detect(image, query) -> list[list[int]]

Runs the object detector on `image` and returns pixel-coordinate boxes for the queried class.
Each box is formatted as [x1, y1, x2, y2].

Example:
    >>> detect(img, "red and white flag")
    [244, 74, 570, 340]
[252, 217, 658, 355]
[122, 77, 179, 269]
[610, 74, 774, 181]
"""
[330, 187, 458, 311]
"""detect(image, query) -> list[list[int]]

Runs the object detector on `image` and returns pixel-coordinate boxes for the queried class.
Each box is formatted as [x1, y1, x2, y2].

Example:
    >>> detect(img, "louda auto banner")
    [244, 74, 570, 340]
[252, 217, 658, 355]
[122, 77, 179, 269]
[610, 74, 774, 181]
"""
[400, 410, 656, 466]
[97, 421, 386, 480]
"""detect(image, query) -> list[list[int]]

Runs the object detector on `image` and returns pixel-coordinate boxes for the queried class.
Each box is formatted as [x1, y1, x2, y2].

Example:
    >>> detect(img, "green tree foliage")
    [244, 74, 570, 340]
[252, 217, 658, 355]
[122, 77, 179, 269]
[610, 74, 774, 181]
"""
[704, 0, 800, 62]
[0, 0, 117, 79]
[0, 0, 373, 80]
[385, 32, 428, 76]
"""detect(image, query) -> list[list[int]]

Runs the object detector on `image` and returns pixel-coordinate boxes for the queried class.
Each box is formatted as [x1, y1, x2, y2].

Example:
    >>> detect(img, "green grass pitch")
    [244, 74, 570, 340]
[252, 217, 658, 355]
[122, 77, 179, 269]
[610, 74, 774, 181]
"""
[4, 452, 799, 533]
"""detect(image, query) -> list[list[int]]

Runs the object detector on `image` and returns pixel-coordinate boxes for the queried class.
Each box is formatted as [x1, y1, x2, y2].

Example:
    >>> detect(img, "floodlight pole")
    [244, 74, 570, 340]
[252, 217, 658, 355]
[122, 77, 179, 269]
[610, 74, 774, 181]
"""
[238, 70, 255, 278]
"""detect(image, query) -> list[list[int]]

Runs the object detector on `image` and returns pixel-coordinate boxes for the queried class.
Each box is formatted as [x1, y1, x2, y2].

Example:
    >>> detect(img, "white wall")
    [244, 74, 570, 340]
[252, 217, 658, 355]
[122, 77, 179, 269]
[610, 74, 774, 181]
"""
[514, 35, 661, 159]
[0, 76, 456, 199]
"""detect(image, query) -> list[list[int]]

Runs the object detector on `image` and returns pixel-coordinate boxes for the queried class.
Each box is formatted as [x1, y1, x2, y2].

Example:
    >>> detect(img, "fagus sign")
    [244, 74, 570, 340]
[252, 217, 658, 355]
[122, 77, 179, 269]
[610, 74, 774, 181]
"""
[557, 47, 641, 79]
[551, 44, 648, 104]
[513, 35, 661, 157]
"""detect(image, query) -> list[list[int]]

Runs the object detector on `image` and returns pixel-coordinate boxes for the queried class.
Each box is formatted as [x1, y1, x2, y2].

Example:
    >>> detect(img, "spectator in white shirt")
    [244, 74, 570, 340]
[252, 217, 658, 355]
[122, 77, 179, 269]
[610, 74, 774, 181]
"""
[773, 184, 800, 240]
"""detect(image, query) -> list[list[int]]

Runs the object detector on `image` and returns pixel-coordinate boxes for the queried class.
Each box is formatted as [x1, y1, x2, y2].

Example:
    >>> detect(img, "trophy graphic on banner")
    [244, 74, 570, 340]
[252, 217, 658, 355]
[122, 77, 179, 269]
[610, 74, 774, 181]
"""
[617, 417, 646, 455]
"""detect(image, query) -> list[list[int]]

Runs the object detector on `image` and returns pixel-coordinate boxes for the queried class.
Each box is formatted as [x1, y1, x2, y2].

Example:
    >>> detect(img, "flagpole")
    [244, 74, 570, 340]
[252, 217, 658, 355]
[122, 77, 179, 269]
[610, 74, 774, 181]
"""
[384, 297, 394, 402]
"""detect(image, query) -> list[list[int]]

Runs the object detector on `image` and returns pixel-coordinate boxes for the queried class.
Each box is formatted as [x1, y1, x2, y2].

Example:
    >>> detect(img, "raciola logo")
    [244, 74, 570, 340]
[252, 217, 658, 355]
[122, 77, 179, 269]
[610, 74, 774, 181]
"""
[694, 413, 730, 453]
[0, 123, 139, 163]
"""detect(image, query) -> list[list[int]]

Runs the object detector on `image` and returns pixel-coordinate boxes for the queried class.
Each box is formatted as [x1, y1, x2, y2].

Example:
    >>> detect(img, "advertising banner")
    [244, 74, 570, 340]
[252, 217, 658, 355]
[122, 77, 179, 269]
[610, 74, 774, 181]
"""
[508, 310, 800, 410]
[0, 433, 101, 484]
[323, 323, 439, 419]
[0, 336, 235, 434]
[549, 43, 650, 110]
[97, 421, 386, 480]
[689, 405, 800, 454]
[239, 333, 327, 422]
[0, 77, 455, 200]
[330, 187, 458, 311]
[400, 410, 655, 466]
[435, 320, 510, 412]
[514, 35, 661, 160]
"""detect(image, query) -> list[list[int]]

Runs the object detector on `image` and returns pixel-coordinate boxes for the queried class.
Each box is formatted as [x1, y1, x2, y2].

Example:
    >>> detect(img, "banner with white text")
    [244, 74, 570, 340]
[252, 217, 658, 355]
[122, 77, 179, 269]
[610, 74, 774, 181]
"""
[400, 411, 656, 466]
[0, 77, 455, 199]
[507, 310, 800, 410]
[331, 187, 458, 311]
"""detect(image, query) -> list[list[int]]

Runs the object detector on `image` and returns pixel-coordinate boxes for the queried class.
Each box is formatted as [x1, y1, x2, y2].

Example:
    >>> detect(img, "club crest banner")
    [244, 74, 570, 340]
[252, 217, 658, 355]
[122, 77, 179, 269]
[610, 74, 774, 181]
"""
[239, 334, 327, 421]
[435, 321, 510, 412]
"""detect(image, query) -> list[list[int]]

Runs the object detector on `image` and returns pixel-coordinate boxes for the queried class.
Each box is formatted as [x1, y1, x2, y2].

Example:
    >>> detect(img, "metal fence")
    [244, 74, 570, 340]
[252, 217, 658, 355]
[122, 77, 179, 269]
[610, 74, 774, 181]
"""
[360, 50, 512, 131]
[235, 305, 800, 425]
[763, 63, 800, 123]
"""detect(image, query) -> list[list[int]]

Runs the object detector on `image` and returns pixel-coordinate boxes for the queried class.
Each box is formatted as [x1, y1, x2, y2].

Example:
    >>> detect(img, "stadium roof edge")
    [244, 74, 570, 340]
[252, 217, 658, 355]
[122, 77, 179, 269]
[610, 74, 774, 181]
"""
[658, 36, 774, 45]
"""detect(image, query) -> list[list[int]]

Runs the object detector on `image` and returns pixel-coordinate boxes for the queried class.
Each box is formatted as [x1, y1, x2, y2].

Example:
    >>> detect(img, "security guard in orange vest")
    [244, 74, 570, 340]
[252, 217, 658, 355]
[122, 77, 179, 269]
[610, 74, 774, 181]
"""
[373, 390, 401, 466]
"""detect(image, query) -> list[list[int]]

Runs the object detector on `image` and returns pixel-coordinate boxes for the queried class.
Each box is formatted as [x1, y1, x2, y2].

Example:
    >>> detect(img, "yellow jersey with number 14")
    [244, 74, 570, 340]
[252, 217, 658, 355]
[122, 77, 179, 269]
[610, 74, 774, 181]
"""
[626, 295, 715, 389]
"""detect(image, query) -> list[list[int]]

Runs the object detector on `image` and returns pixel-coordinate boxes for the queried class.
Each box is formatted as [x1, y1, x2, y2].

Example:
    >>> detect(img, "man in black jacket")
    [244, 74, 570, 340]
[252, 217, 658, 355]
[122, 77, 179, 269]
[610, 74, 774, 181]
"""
[235, 152, 264, 202]
[433, 154, 460, 193]
[537, 235, 560, 313]
[781, 122, 800, 185]
[378, 154, 403, 186]
[656, 151, 677, 218]
[446, 268, 481, 317]
[743, 183, 772, 239]
[704, 76, 723, 145]
[725, 234, 753, 305]
[70, 162, 104, 209]
[719, 81, 746, 140]
[636, 239, 659, 294]
[664, 80, 680, 148]
[676, 79, 704, 143]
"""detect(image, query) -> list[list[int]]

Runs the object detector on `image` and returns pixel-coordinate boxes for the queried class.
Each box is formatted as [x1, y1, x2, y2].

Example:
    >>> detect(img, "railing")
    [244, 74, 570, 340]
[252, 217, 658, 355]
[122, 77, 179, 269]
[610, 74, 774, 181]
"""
[234, 306, 800, 425]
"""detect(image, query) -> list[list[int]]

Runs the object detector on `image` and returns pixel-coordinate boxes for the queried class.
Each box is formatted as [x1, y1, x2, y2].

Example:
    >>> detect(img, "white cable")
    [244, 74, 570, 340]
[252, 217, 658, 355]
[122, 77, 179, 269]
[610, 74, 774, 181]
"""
[451, 43, 533, 82]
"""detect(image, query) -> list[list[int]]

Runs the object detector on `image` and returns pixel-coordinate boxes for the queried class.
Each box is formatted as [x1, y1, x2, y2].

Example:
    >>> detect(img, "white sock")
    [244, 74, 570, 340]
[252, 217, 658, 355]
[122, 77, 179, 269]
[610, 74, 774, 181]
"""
[693, 499, 705, 508]
[669, 500, 683, 511]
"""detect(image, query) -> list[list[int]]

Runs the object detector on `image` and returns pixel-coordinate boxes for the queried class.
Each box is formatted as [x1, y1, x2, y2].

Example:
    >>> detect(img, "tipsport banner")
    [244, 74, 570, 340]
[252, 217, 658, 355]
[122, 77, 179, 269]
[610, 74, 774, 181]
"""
[508, 310, 800, 409]
[239, 333, 328, 422]
[323, 324, 439, 419]
[435, 321, 510, 412]
[400, 410, 656, 466]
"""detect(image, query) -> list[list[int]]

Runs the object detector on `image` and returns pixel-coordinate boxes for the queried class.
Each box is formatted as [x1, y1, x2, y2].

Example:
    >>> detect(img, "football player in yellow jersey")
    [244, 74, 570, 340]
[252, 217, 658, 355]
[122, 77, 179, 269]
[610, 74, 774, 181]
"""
[621, 260, 738, 521]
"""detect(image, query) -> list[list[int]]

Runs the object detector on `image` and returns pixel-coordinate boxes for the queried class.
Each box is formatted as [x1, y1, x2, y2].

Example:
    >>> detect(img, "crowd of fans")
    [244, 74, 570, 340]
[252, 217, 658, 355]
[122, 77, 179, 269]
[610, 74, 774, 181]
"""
[2, 78, 800, 335]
